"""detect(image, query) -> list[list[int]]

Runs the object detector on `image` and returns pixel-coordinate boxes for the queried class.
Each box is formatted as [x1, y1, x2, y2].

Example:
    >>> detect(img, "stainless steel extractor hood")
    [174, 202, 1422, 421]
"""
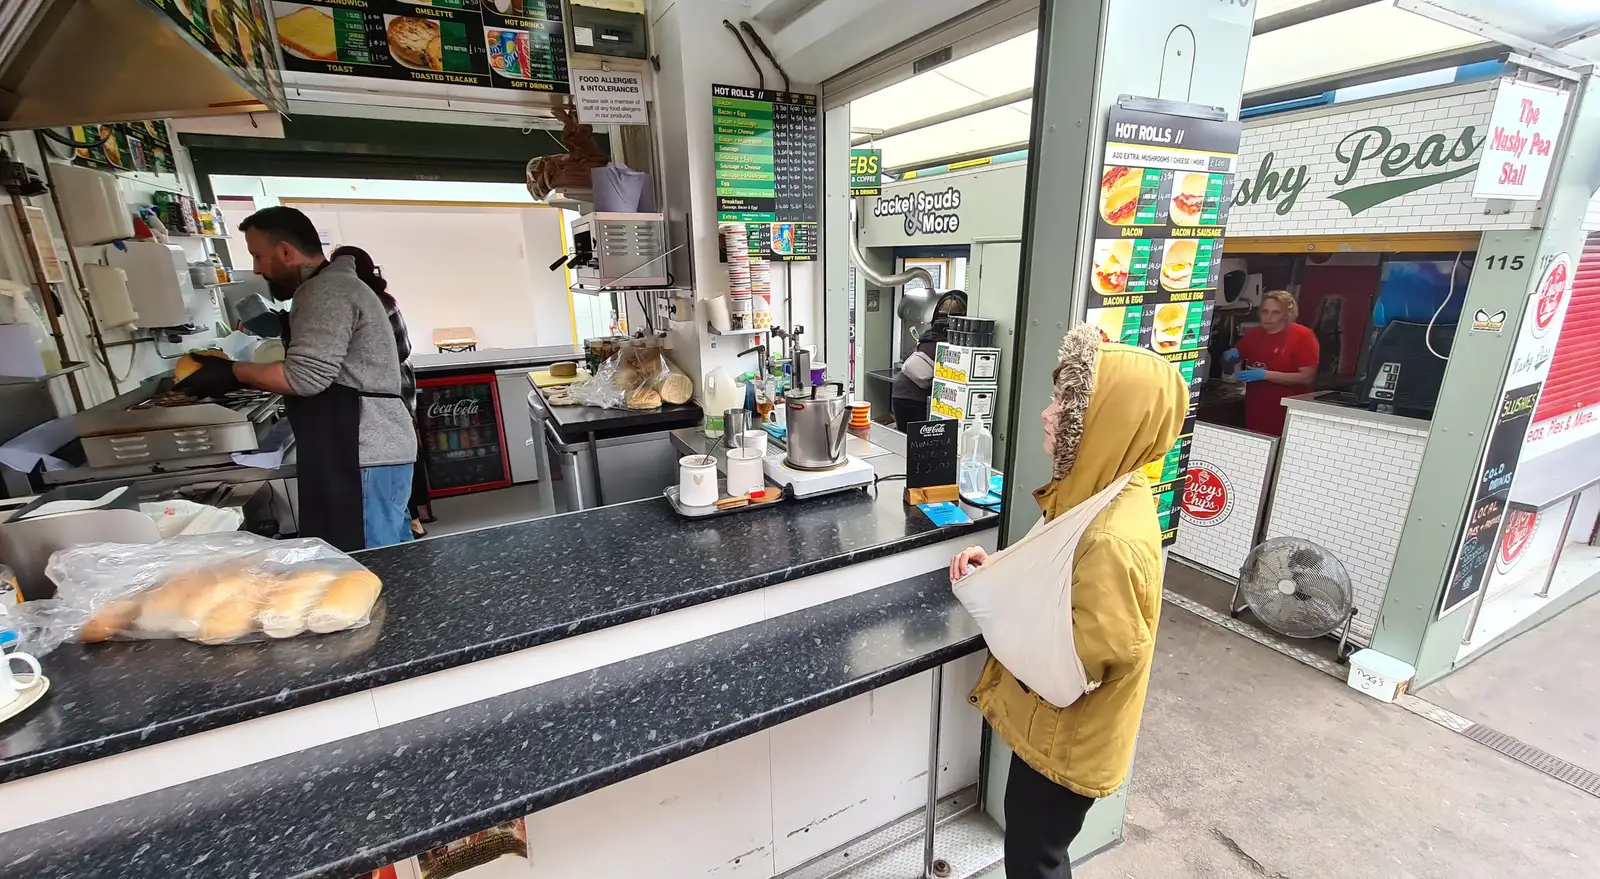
[0, 0, 287, 130]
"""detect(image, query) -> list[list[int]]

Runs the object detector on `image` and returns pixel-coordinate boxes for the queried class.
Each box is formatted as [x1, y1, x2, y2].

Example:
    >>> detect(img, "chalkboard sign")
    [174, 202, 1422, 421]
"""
[1440, 380, 1541, 615]
[905, 419, 959, 504]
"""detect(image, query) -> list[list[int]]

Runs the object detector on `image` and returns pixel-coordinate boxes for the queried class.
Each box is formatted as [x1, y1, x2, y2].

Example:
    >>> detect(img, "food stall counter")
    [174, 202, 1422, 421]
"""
[1263, 393, 1431, 644]
[0, 473, 995, 798]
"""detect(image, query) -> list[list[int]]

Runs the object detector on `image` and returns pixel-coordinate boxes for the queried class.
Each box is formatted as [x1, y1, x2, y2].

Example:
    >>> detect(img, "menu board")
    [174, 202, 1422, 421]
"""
[65, 121, 180, 176]
[905, 419, 960, 493]
[1087, 105, 1241, 544]
[142, 0, 288, 113]
[271, 0, 571, 93]
[713, 84, 820, 261]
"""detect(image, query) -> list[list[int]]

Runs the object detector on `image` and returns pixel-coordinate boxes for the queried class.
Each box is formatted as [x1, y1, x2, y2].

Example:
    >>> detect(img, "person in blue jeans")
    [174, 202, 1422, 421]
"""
[179, 207, 416, 550]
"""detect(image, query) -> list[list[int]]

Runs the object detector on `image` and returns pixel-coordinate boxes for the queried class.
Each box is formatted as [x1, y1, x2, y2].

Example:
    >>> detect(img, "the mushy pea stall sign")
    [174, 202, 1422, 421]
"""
[1234, 124, 1482, 217]
[1087, 104, 1240, 544]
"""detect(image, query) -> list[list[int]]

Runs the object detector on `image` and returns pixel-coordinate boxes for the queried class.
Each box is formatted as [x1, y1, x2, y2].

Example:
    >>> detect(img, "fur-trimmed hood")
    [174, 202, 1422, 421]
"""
[1034, 324, 1190, 514]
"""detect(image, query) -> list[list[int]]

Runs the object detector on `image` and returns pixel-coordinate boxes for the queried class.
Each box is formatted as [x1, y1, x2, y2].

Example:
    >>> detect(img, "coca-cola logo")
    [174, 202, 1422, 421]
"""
[1532, 256, 1569, 338]
[1180, 462, 1230, 526]
[1496, 508, 1538, 574]
[427, 398, 481, 420]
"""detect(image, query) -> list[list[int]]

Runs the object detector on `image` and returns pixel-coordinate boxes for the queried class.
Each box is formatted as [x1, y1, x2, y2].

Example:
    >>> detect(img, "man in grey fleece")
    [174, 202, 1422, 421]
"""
[177, 206, 417, 550]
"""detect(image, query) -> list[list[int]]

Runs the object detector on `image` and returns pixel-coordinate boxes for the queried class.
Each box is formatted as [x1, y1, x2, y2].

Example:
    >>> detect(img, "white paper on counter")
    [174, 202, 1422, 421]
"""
[0, 416, 75, 473]
[231, 418, 293, 469]
[18, 486, 129, 520]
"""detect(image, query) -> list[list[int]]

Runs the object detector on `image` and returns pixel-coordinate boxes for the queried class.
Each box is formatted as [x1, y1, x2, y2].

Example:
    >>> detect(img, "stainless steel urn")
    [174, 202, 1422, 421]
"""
[783, 382, 849, 471]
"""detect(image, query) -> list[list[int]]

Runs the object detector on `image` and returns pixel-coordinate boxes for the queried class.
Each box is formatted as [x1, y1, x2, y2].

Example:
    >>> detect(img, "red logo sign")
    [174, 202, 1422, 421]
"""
[1181, 463, 1230, 525]
[1497, 508, 1538, 573]
[1533, 258, 1568, 337]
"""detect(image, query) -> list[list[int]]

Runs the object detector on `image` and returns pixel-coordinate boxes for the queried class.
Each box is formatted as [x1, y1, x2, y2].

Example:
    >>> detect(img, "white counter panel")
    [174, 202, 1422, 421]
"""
[1265, 405, 1429, 644]
[1173, 422, 1279, 578]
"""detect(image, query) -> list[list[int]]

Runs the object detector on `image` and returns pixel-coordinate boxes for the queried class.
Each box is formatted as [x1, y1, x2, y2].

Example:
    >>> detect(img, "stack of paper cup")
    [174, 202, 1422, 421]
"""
[721, 223, 753, 330]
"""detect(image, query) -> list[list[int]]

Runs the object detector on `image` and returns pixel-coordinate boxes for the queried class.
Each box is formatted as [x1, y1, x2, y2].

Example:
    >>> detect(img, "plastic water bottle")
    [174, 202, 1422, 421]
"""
[957, 421, 993, 502]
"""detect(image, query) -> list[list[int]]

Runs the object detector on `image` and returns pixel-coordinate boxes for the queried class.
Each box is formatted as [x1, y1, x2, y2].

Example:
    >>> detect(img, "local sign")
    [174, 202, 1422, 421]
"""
[1234, 124, 1481, 217]
[1472, 79, 1570, 201]
[1180, 462, 1231, 526]
[850, 148, 882, 197]
[872, 186, 962, 236]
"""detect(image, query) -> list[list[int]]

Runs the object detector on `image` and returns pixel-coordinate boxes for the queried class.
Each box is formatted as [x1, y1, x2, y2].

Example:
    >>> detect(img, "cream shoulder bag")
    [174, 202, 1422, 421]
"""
[952, 474, 1132, 708]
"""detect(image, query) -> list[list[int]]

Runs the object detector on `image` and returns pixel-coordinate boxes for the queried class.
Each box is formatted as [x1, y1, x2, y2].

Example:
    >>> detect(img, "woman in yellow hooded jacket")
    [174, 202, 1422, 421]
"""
[949, 324, 1188, 878]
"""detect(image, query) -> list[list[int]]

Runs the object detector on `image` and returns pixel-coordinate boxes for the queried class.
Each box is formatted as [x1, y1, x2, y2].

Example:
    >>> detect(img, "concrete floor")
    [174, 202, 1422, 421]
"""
[421, 480, 556, 539]
[1421, 592, 1600, 778]
[1065, 605, 1600, 879]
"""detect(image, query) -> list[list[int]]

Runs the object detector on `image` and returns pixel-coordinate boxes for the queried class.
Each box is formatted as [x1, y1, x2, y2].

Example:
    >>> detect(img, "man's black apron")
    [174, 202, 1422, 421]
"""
[283, 265, 402, 552]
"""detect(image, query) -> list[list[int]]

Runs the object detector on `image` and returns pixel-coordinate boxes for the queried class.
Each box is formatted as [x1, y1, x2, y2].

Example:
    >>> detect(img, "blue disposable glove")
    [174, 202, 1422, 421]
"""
[1223, 348, 1241, 366]
[1237, 368, 1267, 383]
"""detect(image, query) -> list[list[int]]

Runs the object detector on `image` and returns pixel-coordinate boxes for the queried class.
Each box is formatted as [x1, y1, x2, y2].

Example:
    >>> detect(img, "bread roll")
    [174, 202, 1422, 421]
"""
[307, 570, 382, 634]
[181, 570, 258, 626]
[135, 571, 214, 638]
[260, 570, 335, 638]
[660, 374, 692, 405]
[196, 593, 265, 645]
[626, 387, 661, 410]
[80, 597, 143, 643]
[549, 361, 578, 378]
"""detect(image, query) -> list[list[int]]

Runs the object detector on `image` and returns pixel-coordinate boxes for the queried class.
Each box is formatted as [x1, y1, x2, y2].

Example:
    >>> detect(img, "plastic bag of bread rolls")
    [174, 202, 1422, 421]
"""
[11, 533, 383, 655]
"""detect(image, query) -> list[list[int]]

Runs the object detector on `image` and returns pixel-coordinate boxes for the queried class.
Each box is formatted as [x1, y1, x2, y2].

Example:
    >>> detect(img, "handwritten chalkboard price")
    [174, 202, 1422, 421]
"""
[905, 419, 960, 504]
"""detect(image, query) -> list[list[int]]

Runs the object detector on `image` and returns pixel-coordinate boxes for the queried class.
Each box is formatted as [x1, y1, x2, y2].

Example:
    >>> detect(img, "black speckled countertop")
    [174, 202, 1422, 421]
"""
[0, 485, 993, 784]
[0, 571, 981, 879]
[537, 383, 704, 443]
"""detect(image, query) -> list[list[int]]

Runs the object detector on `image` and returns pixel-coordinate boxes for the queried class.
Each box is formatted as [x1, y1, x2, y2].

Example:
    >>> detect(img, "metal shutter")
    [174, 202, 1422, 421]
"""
[1534, 232, 1600, 422]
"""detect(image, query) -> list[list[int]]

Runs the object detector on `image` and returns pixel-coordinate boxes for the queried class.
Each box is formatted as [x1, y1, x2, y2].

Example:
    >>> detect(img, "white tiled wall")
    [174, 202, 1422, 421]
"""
[1265, 410, 1430, 643]
[1231, 83, 1537, 238]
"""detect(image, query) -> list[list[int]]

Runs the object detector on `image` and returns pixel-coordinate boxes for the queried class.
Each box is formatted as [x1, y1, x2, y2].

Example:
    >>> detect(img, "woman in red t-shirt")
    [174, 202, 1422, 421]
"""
[1225, 290, 1319, 436]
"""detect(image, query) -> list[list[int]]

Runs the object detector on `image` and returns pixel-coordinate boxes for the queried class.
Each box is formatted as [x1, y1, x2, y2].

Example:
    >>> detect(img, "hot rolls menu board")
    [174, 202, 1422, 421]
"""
[713, 84, 820, 261]
[272, 0, 570, 93]
[142, 0, 288, 112]
[1085, 104, 1241, 543]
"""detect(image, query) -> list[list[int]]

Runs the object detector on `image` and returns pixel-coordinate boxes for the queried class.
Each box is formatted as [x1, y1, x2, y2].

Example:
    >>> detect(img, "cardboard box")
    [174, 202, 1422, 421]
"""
[934, 342, 1001, 384]
[930, 378, 997, 422]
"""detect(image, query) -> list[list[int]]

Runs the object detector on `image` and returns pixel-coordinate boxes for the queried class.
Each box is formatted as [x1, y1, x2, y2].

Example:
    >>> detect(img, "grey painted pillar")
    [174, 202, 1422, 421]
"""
[993, 0, 1256, 860]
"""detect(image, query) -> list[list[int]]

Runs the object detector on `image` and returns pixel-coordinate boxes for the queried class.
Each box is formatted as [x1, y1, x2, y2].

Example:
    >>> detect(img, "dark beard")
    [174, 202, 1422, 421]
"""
[267, 276, 298, 301]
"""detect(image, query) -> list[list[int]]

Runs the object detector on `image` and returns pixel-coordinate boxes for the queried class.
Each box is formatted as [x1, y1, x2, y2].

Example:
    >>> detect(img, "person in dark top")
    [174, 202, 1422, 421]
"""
[329, 245, 431, 538]
[892, 289, 968, 430]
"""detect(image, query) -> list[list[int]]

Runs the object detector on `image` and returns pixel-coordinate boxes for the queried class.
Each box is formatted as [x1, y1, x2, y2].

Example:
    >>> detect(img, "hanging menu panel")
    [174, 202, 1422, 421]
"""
[141, 0, 288, 113]
[712, 84, 820, 261]
[271, 0, 569, 93]
[1088, 105, 1241, 544]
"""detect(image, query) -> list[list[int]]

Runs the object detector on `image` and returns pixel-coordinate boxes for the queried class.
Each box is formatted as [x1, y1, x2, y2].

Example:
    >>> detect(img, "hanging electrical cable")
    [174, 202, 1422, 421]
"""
[722, 21, 764, 89]
[739, 22, 790, 92]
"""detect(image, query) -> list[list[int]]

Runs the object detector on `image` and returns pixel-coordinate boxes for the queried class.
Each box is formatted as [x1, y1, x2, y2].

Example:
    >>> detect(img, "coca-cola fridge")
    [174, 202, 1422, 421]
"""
[416, 373, 513, 499]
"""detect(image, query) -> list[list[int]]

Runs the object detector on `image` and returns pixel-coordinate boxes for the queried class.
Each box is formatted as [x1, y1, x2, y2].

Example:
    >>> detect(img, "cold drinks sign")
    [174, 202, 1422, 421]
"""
[1472, 79, 1570, 201]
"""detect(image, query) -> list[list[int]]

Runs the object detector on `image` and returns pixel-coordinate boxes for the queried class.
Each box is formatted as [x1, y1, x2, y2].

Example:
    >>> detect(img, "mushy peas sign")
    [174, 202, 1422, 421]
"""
[1234, 124, 1482, 217]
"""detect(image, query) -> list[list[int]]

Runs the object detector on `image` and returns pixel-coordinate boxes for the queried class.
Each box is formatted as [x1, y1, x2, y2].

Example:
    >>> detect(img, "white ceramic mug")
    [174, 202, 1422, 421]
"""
[0, 651, 42, 710]
[739, 430, 768, 456]
[726, 448, 766, 497]
[679, 455, 719, 507]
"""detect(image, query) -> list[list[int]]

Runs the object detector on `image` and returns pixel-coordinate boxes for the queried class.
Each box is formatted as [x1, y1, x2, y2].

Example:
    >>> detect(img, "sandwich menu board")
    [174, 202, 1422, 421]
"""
[271, 0, 571, 93]
[713, 84, 820, 261]
[1086, 104, 1241, 543]
[142, 0, 288, 113]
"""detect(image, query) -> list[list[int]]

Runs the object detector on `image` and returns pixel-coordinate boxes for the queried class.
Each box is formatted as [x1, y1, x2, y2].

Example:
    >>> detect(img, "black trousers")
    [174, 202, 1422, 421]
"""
[892, 396, 928, 431]
[1004, 753, 1096, 879]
